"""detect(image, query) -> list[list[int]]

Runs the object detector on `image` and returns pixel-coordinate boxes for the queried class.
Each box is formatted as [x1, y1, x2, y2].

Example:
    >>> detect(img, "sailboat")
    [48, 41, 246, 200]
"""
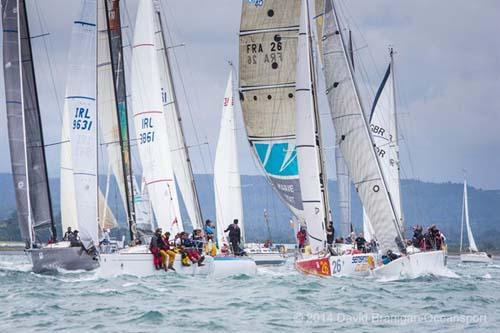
[290, 0, 449, 279]
[211, 67, 258, 274]
[2, 0, 101, 273]
[459, 178, 492, 263]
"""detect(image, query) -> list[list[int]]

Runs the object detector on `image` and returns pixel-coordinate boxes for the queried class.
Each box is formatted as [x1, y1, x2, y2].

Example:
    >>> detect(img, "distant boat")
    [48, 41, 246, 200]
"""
[212, 67, 260, 270]
[459, 178, 492, 263]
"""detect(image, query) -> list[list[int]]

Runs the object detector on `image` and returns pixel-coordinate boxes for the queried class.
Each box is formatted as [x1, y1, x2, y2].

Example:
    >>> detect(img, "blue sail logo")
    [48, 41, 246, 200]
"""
[254, 142, 298, 177]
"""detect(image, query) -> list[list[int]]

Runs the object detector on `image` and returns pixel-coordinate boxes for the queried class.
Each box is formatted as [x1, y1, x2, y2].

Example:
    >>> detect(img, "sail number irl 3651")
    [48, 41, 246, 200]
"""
[139, 117, 155, 144]
[73, 107, 93, 131]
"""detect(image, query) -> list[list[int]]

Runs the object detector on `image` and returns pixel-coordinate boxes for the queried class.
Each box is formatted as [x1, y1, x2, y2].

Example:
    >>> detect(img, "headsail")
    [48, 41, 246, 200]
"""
[131, 0, 182, 234]
[2, 0, 56, 244]
[322, 0, 403, 252]
[153, 2, 204, 230]
[63, 0, 99, 247]
[239, 0, 304, 219]
[214, 70, 244, 248]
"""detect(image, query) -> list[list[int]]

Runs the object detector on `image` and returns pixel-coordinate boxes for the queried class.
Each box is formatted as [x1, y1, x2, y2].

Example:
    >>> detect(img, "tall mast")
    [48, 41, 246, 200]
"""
[104, 0, 137, 240]
[155, 8, 204, 228]
[308, 0, 330, 229]
[18, 0, 34, 245]
[330, 0, 404, 244]
[390, 47, 403, 230]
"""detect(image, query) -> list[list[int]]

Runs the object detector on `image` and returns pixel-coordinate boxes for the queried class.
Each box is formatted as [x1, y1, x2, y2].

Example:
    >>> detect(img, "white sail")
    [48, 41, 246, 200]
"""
[97, 0, 128, 212]
[362, 208, 375, 242]
[62, 0, 98, 247]
[214, 71, 244, 248]
[131, 0, 182, 235]
[335, 147, 351, 237]
[322, 0, 402, 252]
[153, 4, 202, 230]
[60, 108, 78, 232]
[369, 62, 402, 227]
[462, 180, 478, 252]
[134, 176, 153, 233]
[98, 190, 118, 231]
[295, 0, 326, 253]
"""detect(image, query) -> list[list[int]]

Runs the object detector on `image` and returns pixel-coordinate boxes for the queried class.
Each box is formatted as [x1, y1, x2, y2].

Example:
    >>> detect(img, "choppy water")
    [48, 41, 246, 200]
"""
[0, 254, 498, 332]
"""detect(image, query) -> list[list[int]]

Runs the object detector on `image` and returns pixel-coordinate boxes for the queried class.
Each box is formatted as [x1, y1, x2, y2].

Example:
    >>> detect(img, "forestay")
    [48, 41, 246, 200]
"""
[131, 0, 182, 234]
[322, 0, 402, 252]
[214, 71, 245, 248]
[239, 0, 304, 219]
[63, 0, 98, 247]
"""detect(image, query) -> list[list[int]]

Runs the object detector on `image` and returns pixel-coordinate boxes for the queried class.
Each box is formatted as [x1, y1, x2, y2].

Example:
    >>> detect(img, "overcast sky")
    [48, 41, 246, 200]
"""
[1, 0, 499, 190]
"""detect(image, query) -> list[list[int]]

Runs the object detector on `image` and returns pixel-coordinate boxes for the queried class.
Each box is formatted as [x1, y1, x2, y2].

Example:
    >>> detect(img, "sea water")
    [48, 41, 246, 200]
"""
[0, 254, 498, 332]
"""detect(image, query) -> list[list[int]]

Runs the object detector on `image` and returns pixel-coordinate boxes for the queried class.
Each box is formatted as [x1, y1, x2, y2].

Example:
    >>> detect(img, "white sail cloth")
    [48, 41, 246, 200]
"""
[462, 180, 478, 252]
[239, 0, 304, 219]
[61, 0, 98, 247]
[214, 71, 244, 248]
[322, 0, 402, 252]
[131, 0, 182, 235]
[295, 0, 326, 253]
[153, 6, 202, 230]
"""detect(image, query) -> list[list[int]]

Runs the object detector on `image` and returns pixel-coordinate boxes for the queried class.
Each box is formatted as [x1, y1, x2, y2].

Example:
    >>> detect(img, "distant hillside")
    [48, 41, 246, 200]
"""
[0, 173, 499, 249]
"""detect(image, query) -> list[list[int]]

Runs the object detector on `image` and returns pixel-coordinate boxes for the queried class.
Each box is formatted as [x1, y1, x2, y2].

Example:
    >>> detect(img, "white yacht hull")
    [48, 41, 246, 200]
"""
[460, 252, 492, 263]
[98, 245, 257, 278]
[371, 250, 448, 280]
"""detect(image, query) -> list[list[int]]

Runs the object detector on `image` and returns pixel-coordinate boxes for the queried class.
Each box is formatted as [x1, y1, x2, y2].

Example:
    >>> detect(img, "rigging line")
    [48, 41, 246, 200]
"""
[160, 1, 211, 175]
[31, 0, 63, 124]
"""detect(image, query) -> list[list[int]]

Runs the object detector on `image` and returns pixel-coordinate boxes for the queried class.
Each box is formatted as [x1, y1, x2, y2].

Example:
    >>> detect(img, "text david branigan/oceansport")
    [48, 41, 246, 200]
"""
[294, 312, 488, 325]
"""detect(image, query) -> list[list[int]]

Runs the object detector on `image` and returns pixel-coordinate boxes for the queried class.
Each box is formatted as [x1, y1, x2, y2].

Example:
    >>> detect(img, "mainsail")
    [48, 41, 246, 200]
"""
[153, 2, 204, 230]
[239, 0, 304, 219]
[322, 0, 403, 252]
[295, 0, 327, 253]
[368, 58, 403, 228]
[461, 179, 478, 252]
[131, 0, 182, 234]
[214, 71, 244, 248]
[2, 0, 56, 244]
[62, 0, 99, 247]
